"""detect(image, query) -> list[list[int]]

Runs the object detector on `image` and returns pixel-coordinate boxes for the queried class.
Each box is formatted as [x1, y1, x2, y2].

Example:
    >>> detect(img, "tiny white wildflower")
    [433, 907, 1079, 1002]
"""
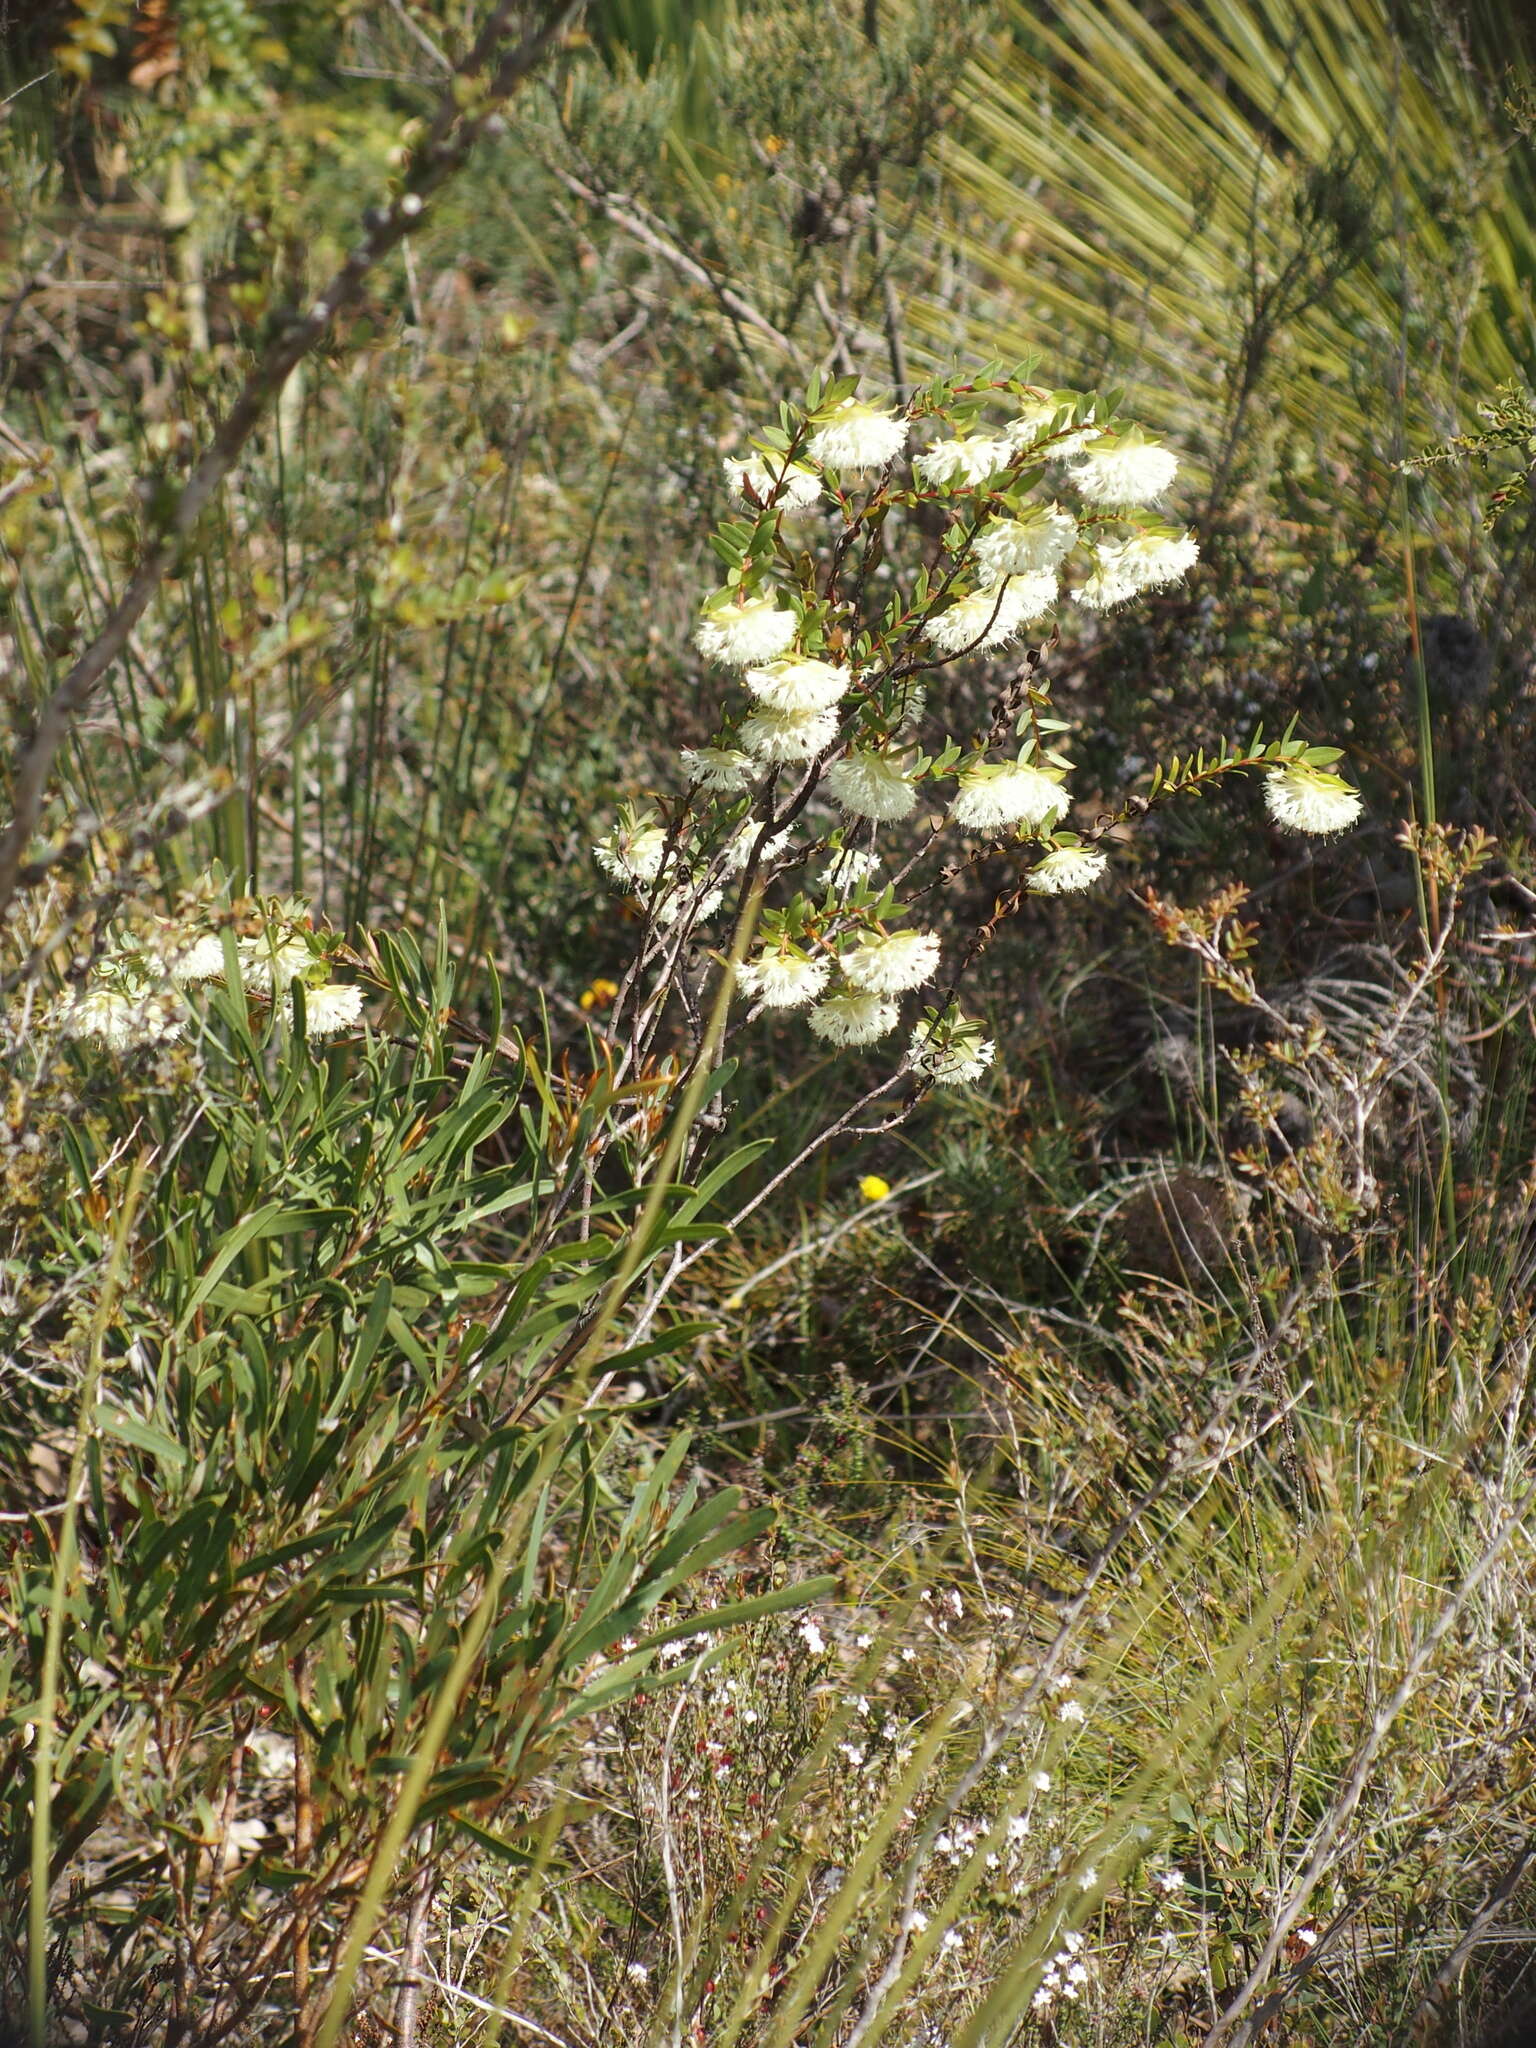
[923, 573, 1055, 656]
[950, 758, 1068, 834]
[907, 1909, 930, 1933]
[821, 847, 882, 894]
[651, 876, 726, 926]
[301, 983, 364, 1039]
[724, 452, 823, 511]
[1071, 432, 1179, 507]
[1059, 1698, 1087, 1724]
[247, 1730, 296, 1780]
[973, 505, 1079, 581]
[825, 748, 919, 822]
[695, 594, 799, 669]
[737, 948, 829, 1010]
[1073, 528, 1199, 608]
[722, 820, 798, 874]
[594, 814, 669, 886]
[1048, 1671, 1075, 1691]
[743, 655, 848, 714]
[1005, 397, 1099, 460]
[60, 985, 183, 1052]
[1078, 1865, 1099, 1891]
[841, 928, 941, 996]
[239, 933, 313, 995]
[1263, 763, 1363, 835]
[1027, 843, 1108, 894]
[681, 745, 755, 792]
[808, 991, 900, 1046]
[806, 399, 908, 473]
[739, 705, 838, 763]
[1031, 1770, 1051, 1792]
[626, 1962, 650, 1984]
[908, 1011, 996, 1086]
[162, 930, 227, 984]
[941, 1927, 965, 1952]
[798, 1618, 827, 1656]
[914, 433, 1011, 490]
[1154, 1868, 1186, 1894]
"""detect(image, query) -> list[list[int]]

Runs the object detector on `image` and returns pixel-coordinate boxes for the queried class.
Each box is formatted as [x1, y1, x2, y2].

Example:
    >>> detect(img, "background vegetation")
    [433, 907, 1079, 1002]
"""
[3, 2, 1535, 2044]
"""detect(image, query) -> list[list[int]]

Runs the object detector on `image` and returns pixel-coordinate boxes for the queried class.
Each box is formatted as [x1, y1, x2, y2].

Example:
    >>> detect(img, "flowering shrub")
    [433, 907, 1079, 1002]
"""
[49, 887, 364, 1054]
[594, 367, 1362, 1097]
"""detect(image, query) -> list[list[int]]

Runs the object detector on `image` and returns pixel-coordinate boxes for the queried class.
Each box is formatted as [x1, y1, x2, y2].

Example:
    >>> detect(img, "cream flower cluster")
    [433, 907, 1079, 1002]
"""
[588, 375, 1361, 1097]
[54, 902, 365, 1054]
[1264, 762, 1363, 834]
[909, 1010, 996, 1085]
[737, 922, 946, 1051]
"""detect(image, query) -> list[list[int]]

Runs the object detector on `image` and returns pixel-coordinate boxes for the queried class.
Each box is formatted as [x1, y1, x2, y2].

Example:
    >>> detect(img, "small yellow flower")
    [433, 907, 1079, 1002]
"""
[859, 1174, 892, 1203]
[580, 977, 620, 1012]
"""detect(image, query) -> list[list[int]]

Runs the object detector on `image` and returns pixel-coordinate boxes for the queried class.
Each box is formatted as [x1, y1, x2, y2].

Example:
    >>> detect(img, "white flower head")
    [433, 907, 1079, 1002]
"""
[1264, 762, 1363, 835]
[1073, 528, 1199, 609]
[694, 593, 799, 669]
[724, 451, 823, 512]
[60, 985, 184, 1052]
[737, 947, 829, 1009]
[820, 847, 882, 894]
[652, 876, 725, 926]
[743, 655, 848, 714]
[1027, 843, 1108, 894]
[798, 1617, 828, 1655]
[300, 983, 365, 1039]
[594, 811, 669, 887]
[239, 932, 314, 996]
[841, 928, 941, 996]
[924, 574, 1056, 656]
[680, 746, 755, 793]
[721, 819, 798, 874]
[950, 758, 1069, 834]
[157, 927, 227, 985]
[806, 399, 908, 474]
[914, 433, 1011, 490]
[909, 1009, 996, 1086]
[808, 990, 900, 1046]
[1004, 397, 1098, 460]
[739, 705, 838, 764]
[1070, 431, 1179, 507]
[825, 748, 919, 822]
[973, 505, 1079, 582]
[246, 1729, 296, 1780]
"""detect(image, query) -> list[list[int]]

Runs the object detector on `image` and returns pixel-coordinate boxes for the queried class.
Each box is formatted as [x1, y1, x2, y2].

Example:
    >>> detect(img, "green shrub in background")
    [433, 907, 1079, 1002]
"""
[1, 902, 825, 2043]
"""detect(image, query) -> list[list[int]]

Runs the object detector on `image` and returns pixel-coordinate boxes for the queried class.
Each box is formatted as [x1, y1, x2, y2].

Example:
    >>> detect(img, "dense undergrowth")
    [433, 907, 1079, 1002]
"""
[3, 3, 1536, 2045]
